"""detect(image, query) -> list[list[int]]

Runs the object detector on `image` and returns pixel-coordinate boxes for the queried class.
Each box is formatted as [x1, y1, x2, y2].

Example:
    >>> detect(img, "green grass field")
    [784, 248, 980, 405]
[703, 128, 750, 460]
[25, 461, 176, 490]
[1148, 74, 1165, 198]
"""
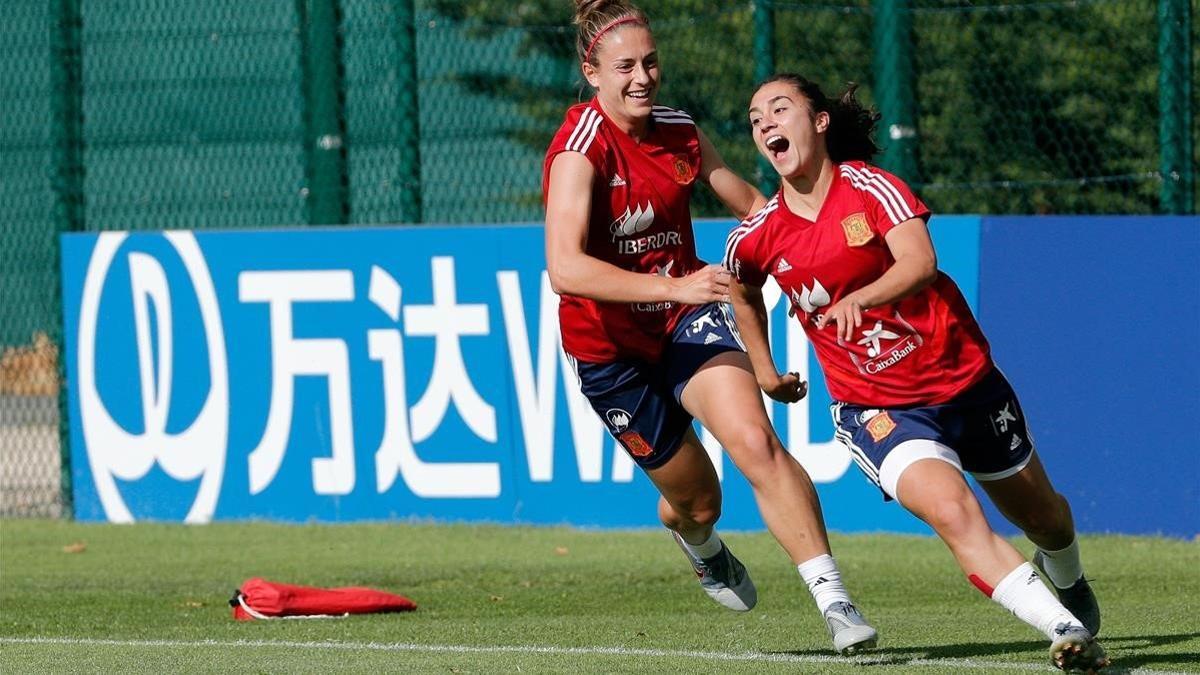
[1, 521, 1196, 673]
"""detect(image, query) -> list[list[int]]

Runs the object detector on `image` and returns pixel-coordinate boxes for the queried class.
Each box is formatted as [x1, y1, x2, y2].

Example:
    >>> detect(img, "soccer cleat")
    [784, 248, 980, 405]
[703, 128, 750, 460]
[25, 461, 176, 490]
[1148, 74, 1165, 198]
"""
[1034, 551, 1102, 636]
[822, 601, 878, 655]
[1049, 623, 1109, 673]
[672, 532, 757, 611]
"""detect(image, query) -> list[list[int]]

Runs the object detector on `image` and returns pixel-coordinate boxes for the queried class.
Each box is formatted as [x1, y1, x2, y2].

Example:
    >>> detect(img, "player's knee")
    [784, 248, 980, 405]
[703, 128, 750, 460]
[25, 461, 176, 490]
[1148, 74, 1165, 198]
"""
[1019, 492, 1073, 538]
[926, 494, 982, 540]
[724, 424, 784, 474]
[682, 501, 721, 529]
[672, 492, 721, 529]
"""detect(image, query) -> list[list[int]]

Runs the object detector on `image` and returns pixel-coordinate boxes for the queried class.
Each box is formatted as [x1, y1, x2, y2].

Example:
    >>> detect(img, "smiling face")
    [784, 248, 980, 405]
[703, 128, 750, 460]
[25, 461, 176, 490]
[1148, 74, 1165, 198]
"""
[748, 80, 830, 180]
[582, 25, 659, 129]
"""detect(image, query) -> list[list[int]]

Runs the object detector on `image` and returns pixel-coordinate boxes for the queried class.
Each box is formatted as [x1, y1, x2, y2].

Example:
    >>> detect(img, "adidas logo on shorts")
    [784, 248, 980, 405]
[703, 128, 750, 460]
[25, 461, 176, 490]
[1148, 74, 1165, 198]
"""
[1010, 434, 1022, 450]
[776, 258, 793, 273]
[704, 333, 722, 345]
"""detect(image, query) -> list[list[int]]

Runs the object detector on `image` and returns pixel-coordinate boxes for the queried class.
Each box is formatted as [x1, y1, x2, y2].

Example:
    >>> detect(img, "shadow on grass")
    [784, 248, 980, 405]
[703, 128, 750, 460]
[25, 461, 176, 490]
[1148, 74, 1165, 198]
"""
[768, 631, 1200, 671]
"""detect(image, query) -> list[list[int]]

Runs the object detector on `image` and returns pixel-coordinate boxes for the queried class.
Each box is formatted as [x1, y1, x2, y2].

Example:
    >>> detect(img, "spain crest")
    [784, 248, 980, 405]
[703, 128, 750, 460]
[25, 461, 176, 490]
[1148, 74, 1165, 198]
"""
[865, 411, 897, 442]
[841, 212, 874, 247]
[619, 431, 655, 458]
[673, 155, 694, 184]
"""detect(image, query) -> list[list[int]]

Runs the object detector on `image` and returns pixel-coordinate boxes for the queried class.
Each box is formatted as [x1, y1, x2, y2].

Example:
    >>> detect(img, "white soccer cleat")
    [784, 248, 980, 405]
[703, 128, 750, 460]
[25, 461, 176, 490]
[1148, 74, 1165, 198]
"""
[672, 532, 757, 611]
[1050, 623, 1109, 673]
[823, 601, 878, 655]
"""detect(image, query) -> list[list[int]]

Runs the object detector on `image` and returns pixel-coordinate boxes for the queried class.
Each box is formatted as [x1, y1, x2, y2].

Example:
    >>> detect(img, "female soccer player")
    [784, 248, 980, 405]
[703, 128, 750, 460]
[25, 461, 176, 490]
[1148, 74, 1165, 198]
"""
[723, 73, 1106, 673]
[543, 1, 876, 654]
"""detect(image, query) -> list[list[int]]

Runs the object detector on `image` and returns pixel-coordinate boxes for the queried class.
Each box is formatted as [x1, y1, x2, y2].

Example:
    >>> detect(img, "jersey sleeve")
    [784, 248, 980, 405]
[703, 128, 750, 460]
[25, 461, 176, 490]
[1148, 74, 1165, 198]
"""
[722, 209, 771, 288]
[841, 163, 930, 236]
[544, 105, 608, 174]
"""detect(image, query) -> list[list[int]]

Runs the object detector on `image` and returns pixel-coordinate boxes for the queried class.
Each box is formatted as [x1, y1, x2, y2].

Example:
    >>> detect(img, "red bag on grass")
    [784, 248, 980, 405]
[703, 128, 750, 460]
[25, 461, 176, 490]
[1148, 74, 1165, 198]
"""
[230, 577, 417, 621]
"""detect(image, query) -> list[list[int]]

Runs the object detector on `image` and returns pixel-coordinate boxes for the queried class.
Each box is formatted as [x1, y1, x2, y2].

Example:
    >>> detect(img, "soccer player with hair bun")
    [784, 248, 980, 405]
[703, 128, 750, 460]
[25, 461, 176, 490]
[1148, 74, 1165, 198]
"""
[724, 73, 1107, 673]
[542, 0, 877, 654]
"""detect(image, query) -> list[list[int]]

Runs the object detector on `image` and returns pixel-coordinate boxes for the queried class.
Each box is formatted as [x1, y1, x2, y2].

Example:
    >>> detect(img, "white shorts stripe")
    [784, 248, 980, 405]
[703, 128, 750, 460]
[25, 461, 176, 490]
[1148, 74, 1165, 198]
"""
[718, 303, 747, 351]
[830, 404, 882, 483]
[834, 428, 881, 484]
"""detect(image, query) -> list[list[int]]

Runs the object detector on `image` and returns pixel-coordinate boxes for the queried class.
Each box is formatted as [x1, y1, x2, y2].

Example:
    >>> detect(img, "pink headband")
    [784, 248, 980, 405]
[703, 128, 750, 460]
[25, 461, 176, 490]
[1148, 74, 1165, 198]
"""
[584, 16, 647, 64]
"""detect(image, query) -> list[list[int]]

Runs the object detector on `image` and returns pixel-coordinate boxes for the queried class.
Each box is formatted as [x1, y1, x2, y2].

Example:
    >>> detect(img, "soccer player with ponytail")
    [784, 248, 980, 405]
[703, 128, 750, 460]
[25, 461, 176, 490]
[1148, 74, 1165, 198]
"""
[542, 2, 877, 654]
[724, 74, 1107, 673]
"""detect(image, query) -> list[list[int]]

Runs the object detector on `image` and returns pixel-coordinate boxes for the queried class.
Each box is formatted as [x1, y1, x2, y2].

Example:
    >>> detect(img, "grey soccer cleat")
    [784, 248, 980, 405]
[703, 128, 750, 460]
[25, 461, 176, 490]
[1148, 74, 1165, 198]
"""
[1050, 623, 1109, 673]
[823, 601, 878, 655]
[1034, 551, 1102, 636]
[672, 532, 757, 611]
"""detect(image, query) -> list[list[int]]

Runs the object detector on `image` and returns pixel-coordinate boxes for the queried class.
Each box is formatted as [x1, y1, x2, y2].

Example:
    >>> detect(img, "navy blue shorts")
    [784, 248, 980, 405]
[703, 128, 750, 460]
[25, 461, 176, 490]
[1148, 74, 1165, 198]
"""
[831, 367, 1035, 501]
[571, 303, 743, 470]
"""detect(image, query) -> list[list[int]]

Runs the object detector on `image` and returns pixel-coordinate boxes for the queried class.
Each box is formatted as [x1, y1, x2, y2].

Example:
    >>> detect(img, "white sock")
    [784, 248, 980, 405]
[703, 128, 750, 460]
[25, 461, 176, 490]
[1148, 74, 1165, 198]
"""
[678, 529, 723, 559]
[1037, 538, 1084, 589]
[797, 554, 852, 613]
[991, 562, 1082, 640]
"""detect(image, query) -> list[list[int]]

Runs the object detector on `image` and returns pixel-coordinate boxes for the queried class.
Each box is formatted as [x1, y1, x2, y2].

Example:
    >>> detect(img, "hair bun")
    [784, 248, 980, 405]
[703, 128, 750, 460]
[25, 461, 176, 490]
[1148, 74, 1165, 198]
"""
[574, 0, 615, 24]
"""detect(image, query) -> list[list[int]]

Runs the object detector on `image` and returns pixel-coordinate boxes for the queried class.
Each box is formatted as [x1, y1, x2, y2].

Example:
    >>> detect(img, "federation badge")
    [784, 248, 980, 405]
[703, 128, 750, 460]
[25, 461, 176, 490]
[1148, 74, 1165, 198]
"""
[865, 411, 897, 442]
[619, 431, 655, 458]
[673, 156, 694, 184]
[841, 212, 874, 247]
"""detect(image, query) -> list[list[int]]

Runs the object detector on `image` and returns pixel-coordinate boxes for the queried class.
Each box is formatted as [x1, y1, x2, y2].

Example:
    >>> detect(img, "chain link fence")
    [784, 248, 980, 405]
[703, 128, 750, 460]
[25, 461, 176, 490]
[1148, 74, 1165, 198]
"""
[1, 0, 1194, 517]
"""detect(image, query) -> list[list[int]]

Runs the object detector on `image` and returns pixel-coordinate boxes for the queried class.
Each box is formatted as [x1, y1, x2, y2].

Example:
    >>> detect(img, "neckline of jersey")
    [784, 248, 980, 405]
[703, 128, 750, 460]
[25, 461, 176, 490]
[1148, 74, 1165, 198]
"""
[775, 166, 845, 226]
[589, 97, 663, 149]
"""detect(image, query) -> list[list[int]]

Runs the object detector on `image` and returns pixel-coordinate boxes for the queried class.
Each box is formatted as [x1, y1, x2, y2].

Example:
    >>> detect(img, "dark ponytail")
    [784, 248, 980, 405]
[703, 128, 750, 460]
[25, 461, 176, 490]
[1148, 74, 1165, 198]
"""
[761, 74, 881, 163]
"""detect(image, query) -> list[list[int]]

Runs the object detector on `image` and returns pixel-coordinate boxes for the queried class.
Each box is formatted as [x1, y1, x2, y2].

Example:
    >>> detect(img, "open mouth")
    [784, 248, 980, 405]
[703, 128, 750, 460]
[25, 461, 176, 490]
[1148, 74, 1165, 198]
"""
[627, 90, 651, 102]
[765, 134, 790, 158]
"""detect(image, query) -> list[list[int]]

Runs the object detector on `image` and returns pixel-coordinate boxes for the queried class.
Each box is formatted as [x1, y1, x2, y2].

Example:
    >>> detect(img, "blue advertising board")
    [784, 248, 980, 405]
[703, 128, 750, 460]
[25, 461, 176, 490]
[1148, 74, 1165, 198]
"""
[60, 215, 1198, 536]
[976, 216, 1199, 537]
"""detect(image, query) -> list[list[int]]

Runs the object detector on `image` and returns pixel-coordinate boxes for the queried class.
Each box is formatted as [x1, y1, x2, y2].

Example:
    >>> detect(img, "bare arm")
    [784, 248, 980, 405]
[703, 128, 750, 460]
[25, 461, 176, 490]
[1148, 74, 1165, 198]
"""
[816, 217, 939, 341]
[697, 128, 768, 220]
[730, 279, 807, 402]
[544, 151, 730, 304]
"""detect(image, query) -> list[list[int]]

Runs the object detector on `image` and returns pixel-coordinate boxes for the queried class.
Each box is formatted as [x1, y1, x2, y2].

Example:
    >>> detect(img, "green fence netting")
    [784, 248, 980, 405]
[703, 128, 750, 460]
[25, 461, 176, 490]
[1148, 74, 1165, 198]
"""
[1, 0, 1193, 516]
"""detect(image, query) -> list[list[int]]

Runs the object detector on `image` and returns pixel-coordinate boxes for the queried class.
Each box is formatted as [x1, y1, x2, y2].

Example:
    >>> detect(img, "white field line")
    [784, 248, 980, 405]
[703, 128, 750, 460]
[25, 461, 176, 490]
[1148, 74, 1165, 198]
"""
[0, 636, 1188, 674]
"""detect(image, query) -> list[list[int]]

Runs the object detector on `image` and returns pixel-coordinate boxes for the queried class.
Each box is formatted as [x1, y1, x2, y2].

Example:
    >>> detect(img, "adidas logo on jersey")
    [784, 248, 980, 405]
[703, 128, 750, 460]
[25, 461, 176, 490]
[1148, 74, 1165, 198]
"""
[703, 333, 722, 345]
[609, 174, 627, 187]
[776, 258, 792, 273]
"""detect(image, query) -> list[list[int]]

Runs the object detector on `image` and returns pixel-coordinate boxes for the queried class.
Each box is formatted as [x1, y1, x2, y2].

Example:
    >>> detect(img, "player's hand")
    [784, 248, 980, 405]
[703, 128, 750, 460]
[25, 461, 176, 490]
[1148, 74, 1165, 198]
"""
[759, 371, 808, 403]
[671, 264, 731, 305]
[815, 295, 865, 342]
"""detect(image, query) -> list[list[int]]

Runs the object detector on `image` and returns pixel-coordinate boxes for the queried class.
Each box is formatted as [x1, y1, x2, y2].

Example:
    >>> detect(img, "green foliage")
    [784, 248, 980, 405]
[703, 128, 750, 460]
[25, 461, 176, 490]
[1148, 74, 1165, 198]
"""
[416, 0, 1184, 216]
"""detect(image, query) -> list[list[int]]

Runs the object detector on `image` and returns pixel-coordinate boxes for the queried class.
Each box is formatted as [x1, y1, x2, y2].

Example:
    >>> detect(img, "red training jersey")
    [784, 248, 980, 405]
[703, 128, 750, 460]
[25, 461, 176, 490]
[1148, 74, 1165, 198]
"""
[543, 98, 704, 363]
[723, 161, 992, 406]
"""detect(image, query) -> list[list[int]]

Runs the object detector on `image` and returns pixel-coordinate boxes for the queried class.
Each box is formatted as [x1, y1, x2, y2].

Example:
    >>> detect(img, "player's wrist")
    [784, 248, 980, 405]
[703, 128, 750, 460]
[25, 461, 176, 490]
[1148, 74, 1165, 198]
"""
[755, 370, 781, 391]
[659, 276, 681, 303]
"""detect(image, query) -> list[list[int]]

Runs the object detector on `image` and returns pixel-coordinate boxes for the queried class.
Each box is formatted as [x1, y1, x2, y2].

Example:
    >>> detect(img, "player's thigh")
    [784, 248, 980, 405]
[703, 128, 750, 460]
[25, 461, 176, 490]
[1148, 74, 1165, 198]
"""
[978, 451, 1066, 523]
[679, 351, 778, 460]
[896, 457, 989, 536]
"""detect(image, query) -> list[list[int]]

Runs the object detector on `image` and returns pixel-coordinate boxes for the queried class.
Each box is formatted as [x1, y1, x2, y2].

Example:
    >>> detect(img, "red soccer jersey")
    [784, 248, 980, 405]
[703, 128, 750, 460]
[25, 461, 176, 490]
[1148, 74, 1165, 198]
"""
[543, 98, 704, 363]
[723, 161, 992, 406]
